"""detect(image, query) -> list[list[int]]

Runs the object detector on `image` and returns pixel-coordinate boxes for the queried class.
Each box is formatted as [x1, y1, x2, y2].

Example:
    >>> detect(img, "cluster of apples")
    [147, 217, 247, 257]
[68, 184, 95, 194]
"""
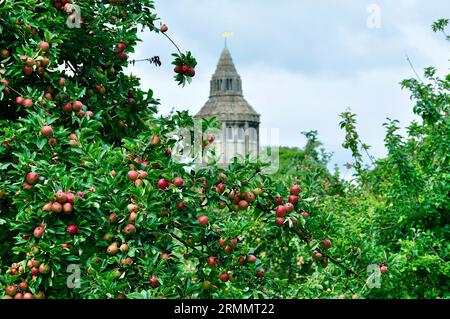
[274, 184, 302, 227]
[42, 189, 83, 215]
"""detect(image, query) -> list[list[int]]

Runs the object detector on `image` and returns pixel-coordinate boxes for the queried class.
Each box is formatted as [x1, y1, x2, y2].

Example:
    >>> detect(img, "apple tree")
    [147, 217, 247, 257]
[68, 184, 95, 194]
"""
[0, 0, 340, 299]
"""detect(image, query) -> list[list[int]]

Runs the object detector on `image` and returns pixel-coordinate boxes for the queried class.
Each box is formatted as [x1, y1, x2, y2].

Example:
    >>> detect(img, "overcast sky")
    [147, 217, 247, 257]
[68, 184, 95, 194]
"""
[127, 0, 449, 173]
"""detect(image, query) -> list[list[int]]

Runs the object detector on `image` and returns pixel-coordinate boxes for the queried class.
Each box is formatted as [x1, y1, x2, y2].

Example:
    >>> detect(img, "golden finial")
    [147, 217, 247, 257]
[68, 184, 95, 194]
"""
[223, 32, 233, 48]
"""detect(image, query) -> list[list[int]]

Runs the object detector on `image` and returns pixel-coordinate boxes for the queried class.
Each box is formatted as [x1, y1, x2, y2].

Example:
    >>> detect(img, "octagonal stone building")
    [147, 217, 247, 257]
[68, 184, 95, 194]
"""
[194, 47, 260, 164]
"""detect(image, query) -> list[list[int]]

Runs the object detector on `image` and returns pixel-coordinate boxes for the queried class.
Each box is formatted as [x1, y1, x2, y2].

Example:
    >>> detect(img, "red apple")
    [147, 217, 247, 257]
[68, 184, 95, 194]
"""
[322, 238, 332, 249]
[33, 226, 44, 239]
[40, 125, 53, 137]
[22, 98, 33, 108]
[51, 202, 63, 213]
[123, 224, 136, 236]
[219, 272, 229, 282]
[285, 203, 295, 213]
[172, 177, 184, 188]
[26, 172, 39, 185]
[238, 200, 249, 210]
[66, 224, 78, 235]
[157, 178, 169, 189]
[127, 170, 138, 181]
[276, 205, 287, 217]
[197, 215, 208, 225]
[248, 255, 256, 263]
[39, 41, 50, 51]
[160, 25, 168, 32]
[288, 195, 299, 205]
[150, 277, 159, 288]
[275, 217, 285, 227]
[62, 202, 73, 214]
[256, 269, 265, 277]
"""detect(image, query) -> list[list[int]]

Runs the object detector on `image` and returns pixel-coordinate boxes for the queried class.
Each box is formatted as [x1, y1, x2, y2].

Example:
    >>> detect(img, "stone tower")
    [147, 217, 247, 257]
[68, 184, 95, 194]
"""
[194, 47, 260, 164]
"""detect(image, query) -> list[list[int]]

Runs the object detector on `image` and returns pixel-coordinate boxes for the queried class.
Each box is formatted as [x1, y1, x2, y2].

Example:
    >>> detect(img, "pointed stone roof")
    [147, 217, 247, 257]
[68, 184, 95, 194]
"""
[195, 48, 260, 124]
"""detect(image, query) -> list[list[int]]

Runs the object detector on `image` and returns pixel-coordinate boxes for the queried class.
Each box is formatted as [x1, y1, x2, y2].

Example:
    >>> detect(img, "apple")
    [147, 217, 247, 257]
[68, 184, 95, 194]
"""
[253, 188, 262, 196]
[207, 256, 216, 267]
[202, 280, 211, 290]
[117, 42, 126, 52]
[138, 170, 147, 179]
[312, 250, 323, 261]
[127, 204, 139, 213]
[275, 217, 285, 227]
[248, 255, 256, 263]
[288, 195, 299, 205]
[39, 41, 50, 51]
[174, 65, 183, 74]
[18, 281, 29, 291]
[63, 202, 73, 214]
[23, 293, 33, 299]
[160, 253, 171, 260]
[219, 272, 229, 282]
[275, 197, 283, 205]
[238, 256, 246, 265]
[31, 267, 39, 276]
[185, 67, 195, 77]
[322, 238, 332, 249]
[380, 265, 388, 273]
[14, 293, 23, 299]
[40, 125, 53, 137]
[285, 203, 294, 213]
[157, 178, 169, 189]
[72, 100, 83, 111]
[219, 238, 225, 247]
[197, 215, 208, 225]
[23, 66, 33, 75]
[55, 190, 67, 203]
[243, 192, 255, 203]
[216, 183, 225, 194]
[107, 243, 119, 255]
[38, 264, 50, 274]
[119, 52, 128, 60]
[276, 205, 287, 217]
[119, 243, 129, 253]
[127, 170, 138, 181]
[44, 92, 52, 100]
[16, 96, 24, 105]
[33, 226, 45, 239]
[301, 211, 310, 217]
[238, 200, 249, 210]
[42, 202, 52, 211]
[26, 172, 39, 185]
[5, 285, 17, 296]
[224, 245, 233, 254]
[22, 98, 33, 108]
[123, 224, 136, 236]
[51, 202, 63, 213]
[48, 138, 57, 147]
[256, 269, 265, 277]
[181, 65, 190, 74]
[150, 277, 159, 288]
[59, 77, 66, 87]
[109, 213, 118, 223]
[34, 292, 45, 299]
[173, 177, 184, 188]
[160, 24, 168, 32]
[150, 135, 161, 145]
[0, 49, 10, 58]
[66, 224, 78, 235]
[66, 192, 75, 204]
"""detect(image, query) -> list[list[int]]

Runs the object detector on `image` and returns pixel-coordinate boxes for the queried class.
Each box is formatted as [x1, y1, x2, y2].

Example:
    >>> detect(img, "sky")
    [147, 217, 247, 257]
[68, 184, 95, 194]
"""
[127, 0, 450, 174]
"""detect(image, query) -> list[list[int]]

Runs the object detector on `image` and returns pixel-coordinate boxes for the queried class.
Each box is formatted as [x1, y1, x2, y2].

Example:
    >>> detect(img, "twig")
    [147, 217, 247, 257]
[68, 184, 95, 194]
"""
[405, 53, 423, 83]
[162, 32, 182, 55]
